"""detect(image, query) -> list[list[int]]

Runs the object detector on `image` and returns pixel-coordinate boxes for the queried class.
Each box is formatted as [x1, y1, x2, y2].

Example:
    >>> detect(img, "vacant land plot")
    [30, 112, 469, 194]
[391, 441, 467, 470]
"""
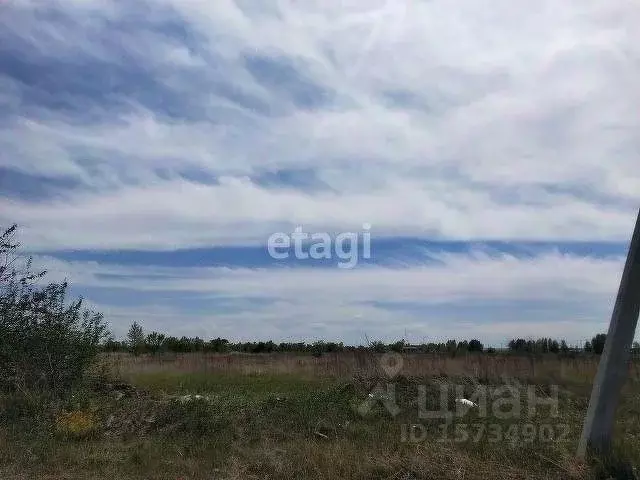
[1, 352, 639, 479]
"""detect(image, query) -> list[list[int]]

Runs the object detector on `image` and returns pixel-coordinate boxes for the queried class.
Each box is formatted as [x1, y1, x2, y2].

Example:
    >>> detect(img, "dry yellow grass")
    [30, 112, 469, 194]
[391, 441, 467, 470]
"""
[106, 350, 637, 386]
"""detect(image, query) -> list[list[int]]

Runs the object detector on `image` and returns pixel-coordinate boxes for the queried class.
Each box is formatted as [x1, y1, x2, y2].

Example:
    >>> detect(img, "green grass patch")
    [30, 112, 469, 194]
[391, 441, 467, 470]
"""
[2, 357, 640, 479]
[125, 371, 332, 398]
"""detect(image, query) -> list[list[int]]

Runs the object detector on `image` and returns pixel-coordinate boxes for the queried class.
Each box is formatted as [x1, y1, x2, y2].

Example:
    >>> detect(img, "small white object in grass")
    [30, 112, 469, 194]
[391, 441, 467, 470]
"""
[455, 398, 478, 408]
[368, 392, 388, 399]
[178, 394, 208, 403]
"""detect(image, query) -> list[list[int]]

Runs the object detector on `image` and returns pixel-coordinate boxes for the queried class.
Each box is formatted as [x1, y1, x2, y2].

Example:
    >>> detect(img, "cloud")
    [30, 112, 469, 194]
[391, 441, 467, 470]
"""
[1, 0, 639, 341]
[2, 175, 637, 251]
[32, 249, 627, 344]
[1, 0, 639, 250]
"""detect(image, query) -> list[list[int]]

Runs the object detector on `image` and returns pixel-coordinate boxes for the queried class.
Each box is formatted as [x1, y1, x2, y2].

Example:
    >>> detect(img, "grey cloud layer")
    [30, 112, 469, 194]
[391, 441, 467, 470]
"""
[1, 0, 639, 249]
[36, 250, 626, 343]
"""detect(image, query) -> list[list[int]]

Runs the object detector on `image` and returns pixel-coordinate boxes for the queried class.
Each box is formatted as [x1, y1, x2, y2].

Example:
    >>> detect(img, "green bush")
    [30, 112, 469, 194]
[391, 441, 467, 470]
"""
[0, 224, 108, 397]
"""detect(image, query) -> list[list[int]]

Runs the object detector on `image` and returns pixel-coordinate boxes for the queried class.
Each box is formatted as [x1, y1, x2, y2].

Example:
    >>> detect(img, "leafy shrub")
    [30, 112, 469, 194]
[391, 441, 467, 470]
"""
[0, 224, 108, 397]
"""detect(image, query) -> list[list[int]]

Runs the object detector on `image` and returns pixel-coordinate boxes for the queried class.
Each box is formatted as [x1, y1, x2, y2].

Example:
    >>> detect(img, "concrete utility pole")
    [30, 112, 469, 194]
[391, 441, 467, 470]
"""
[578, 207, 640, 457]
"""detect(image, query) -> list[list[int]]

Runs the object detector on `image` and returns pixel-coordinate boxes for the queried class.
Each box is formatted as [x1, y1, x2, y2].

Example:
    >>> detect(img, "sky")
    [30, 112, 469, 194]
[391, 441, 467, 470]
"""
[1, 0, 639, 346]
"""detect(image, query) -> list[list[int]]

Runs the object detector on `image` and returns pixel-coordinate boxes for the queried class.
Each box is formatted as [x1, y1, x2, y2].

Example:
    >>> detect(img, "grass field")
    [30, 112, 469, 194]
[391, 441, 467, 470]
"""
[1, 351, 639, 479]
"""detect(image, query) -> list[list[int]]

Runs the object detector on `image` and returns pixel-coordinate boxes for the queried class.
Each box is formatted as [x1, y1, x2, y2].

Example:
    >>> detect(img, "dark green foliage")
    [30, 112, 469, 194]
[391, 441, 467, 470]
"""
[369, 341, 387, 353]
[99, 331, 616, 357]
[0, 224, 108, 397]
[127, 322, 145, 356]
[389, 340, 405, 353]
[508, 338, 566, 354]
[590, 333, 607, 355]
[468, 339, 483, 352]
[103, 336, 127, 352]
[145, 331, 166, 354]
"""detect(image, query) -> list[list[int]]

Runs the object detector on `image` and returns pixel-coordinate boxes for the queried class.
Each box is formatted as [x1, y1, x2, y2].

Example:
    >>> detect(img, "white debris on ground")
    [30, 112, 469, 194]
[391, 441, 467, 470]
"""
[455, 398, 478, 408]
[368, 392, 390, 400]
[177, 394, 208, 403]
[175, 393, 284, 404]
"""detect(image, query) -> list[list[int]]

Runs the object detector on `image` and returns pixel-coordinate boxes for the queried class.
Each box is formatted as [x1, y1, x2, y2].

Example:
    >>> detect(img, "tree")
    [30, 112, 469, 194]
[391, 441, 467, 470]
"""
[207, 337, 229, 353]
[145, 331, 166, 354]
[590, 333, 607, 355]
[468, 339, 484, 352]
[0, 224, 108, 396]
[508, 338, 527, 352]
[103, 336, 125, 352]
[127, 322, 145, 355]
[369, 341, 387, 354]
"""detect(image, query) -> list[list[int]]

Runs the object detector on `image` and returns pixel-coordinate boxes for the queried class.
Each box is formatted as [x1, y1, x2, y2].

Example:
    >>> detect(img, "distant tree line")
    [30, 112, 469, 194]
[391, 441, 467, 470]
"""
[101, 323, 489, 356]
[507, 338, 569, 354]
[506, 334, 626, 355]
[103, 323, 640, 357]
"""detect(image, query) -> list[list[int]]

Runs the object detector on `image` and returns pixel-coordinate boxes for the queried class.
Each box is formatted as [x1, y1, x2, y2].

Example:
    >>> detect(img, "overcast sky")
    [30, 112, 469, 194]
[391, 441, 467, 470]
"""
[1, 0, 638, 345]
